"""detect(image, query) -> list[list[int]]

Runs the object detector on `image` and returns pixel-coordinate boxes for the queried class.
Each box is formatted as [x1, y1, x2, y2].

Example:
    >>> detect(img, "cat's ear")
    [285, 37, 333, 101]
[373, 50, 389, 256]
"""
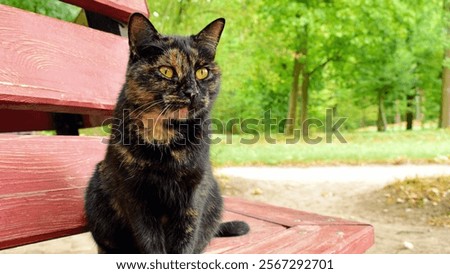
[195, 18, 226, 58]
[128, 13, 159, 56]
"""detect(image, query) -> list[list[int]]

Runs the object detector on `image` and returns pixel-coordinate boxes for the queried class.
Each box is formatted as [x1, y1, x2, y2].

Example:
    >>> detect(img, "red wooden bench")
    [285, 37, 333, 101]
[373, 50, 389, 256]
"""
[0, 1, 374, 253]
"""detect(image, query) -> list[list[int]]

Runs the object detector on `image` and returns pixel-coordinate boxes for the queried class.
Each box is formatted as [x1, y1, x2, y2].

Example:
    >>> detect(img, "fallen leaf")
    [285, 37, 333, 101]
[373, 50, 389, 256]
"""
[403, 241, 414, 250]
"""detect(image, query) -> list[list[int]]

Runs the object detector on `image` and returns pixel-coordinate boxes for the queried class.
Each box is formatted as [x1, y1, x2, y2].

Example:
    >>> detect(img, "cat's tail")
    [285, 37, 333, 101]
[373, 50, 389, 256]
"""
[215, 221, 250, 237]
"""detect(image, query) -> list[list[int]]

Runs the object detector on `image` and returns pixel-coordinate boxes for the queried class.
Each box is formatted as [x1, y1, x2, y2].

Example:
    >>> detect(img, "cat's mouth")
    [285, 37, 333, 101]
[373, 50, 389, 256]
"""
[163, 95, 207, 121]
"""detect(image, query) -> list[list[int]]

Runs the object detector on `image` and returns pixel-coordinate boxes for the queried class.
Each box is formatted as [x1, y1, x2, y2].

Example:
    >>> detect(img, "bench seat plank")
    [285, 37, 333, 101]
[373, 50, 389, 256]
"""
[225, 225, 374, 254]
[205, 211, 286, 254]
[224, 196, 362, 226]
[0, 135, 373, 253]
[0, 4, 126, 116]
[61, 0, 149, 23]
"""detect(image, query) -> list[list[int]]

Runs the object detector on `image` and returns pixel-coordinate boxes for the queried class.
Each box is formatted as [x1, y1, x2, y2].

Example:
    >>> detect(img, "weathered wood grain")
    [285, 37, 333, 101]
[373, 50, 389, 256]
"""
[61, 0, 149, 23]
[206, 211, 286, 254]
[0, 135, 106, 196]
[0, 135, 106, 249]
[0, 188, 88, 249]
[224, 196, 362, 226]
[0, 4, 127, 116]
[226, 225, 374, 254]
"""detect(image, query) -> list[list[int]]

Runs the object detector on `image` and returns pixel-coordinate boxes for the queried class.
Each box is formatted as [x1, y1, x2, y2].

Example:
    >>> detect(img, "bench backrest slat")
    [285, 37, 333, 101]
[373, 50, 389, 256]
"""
[61, 0, 149, 23]
[0, 5, 127, 116]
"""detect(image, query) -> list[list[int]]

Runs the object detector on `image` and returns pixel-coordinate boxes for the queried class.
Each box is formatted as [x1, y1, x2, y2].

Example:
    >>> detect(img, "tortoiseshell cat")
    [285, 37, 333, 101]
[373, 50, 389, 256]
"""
[85, 14, 249, 254]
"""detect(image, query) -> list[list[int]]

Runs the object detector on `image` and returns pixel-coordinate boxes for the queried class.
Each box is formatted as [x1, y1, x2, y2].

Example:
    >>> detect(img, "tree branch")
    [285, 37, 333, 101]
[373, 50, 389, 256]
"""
[308, 55, 338, 76]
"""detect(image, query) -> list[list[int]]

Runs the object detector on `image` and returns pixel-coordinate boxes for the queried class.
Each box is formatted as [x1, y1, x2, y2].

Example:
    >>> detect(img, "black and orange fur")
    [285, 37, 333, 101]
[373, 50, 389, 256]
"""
[84, 13, 249, 253]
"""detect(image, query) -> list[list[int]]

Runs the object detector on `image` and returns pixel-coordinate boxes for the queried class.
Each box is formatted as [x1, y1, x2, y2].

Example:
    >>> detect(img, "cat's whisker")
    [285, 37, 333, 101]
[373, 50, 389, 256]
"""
[128, 103, 153, 116]
[124, 173, 136, 181]
[135, 103, 164, 119]
[155, 105, 171, 127]
[130, 99, 164, 117]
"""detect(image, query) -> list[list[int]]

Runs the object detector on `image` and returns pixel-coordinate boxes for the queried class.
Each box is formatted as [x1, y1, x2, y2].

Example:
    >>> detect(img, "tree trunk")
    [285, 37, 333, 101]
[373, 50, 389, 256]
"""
[441, 49, 450, 128]
[441, 0, 450, 128]
[331, 105, 338, 132]
[394, 100, 401, 125]
[299, 24, 309, 137]
[361, 108, 366, 128]
[416, 89, 425, 128]
[377, 89, 387, 132]
[300, 71, 310, 136]
[406, 94, 415, 130]
[285, 53, 302, 135]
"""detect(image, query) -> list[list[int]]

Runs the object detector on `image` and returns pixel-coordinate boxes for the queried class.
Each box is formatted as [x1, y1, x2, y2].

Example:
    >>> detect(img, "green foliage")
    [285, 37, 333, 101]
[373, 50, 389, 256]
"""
[0, 0, 80, 21]
[341, 0, 444, 125]
[2, 0, 445, 131]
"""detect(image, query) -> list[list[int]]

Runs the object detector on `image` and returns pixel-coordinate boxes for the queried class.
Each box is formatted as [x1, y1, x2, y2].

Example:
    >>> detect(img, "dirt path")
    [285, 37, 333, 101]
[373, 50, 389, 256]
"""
[3, 164, 449, 254]
[217, 164, 450, 253]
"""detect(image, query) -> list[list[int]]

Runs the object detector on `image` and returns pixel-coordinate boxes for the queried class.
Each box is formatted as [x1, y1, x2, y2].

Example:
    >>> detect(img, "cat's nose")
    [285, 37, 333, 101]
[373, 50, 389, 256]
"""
[183, 89, 198, 99]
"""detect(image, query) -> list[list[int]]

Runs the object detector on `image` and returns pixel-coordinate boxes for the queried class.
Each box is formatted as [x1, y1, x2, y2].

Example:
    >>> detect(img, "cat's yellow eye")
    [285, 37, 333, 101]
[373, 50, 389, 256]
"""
[195, 68, 209, 80]
[159, 66, 174, 78]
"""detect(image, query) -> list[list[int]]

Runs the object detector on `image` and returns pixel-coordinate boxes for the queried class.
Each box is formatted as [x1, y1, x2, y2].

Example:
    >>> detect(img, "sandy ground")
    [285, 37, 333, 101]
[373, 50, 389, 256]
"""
[2, 164, 450, 254]
[216, 165, 450, 254]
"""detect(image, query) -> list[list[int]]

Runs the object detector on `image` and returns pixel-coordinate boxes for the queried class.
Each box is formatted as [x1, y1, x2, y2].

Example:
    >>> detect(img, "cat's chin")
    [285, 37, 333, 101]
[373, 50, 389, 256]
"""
[168, 107, 207, 121]
[168, 107, 190, 121]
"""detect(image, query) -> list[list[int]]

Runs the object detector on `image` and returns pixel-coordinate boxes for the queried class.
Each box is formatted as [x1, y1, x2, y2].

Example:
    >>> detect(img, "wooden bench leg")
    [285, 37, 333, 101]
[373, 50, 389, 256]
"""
[52, 113, 83, 135]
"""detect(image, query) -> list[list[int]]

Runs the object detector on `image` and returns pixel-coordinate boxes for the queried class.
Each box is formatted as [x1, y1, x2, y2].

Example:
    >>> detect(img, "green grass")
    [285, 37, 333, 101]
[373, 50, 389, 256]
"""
[79, 125, 110, 136]
[44, 127, 450, 166]
[209, 129, 450, 166]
